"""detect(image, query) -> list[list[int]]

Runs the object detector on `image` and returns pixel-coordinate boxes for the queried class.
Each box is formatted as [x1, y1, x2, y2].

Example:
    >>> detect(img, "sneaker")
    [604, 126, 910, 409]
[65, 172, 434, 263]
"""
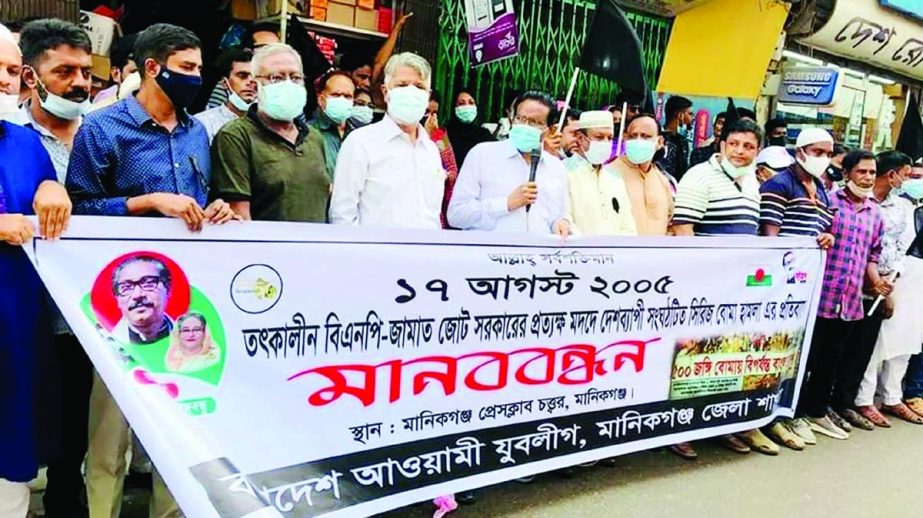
[827, 408, 853, 432]
[766, 422, 805, 451]
[840, 408, 874, 431]
[737, 428, 780, 456]
[808, 416, 849, 440]
[786, 418, 817, 445]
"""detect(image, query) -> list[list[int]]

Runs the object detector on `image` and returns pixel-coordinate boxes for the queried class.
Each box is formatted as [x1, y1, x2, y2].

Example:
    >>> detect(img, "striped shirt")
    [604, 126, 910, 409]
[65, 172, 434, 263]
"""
[759, 168, 834, 236]
[672, 154, 760, 236]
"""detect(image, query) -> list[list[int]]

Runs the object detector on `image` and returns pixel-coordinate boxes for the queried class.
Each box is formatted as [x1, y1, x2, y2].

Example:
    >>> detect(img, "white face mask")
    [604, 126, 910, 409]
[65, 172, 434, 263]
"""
[586, 139, 613, 165]
[721, 156, 756, 179]
[35, 77, 90, 120]
[0, 93, 18, 117]
[846, 181, 874, 198]
[797, 154, 831, 179]
[226, 80, 253, 112]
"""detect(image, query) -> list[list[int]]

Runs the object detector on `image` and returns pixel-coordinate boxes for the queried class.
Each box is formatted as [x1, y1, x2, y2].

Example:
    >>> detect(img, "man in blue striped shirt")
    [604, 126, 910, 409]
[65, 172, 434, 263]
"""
[759, 127, 836, 248]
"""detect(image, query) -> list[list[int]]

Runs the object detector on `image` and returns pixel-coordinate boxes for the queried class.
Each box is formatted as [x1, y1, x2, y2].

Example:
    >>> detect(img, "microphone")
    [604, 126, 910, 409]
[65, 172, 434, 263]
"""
[526, 148, 540, 213]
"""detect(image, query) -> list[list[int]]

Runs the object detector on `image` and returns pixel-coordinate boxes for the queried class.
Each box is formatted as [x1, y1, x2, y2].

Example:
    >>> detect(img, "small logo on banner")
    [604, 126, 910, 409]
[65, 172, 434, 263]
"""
[746, 267, 773, 287]
[230, 264, 283, 314]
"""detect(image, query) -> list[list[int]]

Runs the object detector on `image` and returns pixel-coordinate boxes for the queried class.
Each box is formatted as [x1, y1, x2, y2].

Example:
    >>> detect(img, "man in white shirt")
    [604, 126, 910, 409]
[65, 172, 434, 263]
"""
[195, 48, 256, 143]
[447, 90, 570, 237]
[329, 52, 445, 229]
[566, 110, 636, 236]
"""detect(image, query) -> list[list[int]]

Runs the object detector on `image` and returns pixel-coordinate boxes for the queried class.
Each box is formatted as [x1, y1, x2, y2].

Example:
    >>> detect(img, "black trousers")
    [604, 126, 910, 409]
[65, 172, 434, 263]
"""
[831, 301, 885, 411]
[43, 333, 93, 517]
[798, 317, 856, 418]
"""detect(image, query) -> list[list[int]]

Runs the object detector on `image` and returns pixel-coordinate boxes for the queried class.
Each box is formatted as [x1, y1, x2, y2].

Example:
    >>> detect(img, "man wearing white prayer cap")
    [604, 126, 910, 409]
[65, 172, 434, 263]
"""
[565, 110, 637, 236]
[0, 23, 25, 123]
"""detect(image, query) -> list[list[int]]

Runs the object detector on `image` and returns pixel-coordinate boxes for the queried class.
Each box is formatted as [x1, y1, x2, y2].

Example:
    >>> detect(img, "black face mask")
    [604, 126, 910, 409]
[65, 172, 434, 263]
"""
[155, 66, 202, 110]
[768, 136, 786, 147]
[826, 164, 844, 182]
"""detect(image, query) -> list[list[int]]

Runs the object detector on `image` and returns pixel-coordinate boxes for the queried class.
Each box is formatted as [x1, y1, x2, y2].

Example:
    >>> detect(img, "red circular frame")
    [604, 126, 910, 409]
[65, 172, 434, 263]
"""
[90, 251, 191, 331]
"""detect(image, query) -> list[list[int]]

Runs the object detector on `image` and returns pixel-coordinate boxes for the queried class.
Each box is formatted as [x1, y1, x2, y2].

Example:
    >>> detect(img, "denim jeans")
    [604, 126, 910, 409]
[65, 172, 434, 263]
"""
[904, 354, 923, 399]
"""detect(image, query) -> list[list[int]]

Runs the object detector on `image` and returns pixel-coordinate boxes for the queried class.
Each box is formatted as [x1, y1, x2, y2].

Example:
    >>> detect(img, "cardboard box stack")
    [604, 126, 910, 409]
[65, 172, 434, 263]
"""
[79, 10, 120, 80]
[309, 0, 382, 32]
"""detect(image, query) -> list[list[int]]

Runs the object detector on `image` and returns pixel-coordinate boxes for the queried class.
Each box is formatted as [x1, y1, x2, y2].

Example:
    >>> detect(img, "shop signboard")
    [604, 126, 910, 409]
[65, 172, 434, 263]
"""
[777, 67, 840, 106]
[799, 0, 923, 81]
[464, 0, 520, 67]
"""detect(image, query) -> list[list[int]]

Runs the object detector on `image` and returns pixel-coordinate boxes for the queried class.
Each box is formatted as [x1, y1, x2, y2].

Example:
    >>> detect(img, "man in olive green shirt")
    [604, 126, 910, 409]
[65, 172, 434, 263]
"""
[210, 43, 329, 221]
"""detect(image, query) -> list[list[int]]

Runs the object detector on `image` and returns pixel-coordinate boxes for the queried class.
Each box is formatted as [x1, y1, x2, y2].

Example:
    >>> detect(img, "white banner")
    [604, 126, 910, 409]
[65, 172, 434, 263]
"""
[27, 217, 825, 518]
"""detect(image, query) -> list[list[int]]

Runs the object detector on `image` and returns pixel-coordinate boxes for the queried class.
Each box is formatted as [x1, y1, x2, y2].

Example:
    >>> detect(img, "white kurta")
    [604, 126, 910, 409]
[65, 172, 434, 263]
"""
[874, 256, 923, 361]
[566, 161, 637, 236]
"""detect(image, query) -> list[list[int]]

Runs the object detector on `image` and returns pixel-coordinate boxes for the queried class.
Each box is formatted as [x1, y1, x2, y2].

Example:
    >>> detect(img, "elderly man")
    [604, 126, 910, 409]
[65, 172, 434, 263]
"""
[330, 52, 444, 229]
[18, 19, 96, 516]
[67, 23, 236, 518]
[310, 70, 356, 180]
[111, 256, 174, 344]
[448, 90, 569, 237]
[610, 114, 674, 236]
[211, 43, 329, 222]
[195, 48, 255, 143]
[566, 110, 635, 236]
[755, 146, 793, 185]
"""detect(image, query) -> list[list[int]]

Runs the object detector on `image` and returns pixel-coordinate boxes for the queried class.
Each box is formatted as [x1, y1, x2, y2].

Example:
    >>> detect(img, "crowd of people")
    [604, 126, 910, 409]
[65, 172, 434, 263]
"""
[1, 15, 922, 518]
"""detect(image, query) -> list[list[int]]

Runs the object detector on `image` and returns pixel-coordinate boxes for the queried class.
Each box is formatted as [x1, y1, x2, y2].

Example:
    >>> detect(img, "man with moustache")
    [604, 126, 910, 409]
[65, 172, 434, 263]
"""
[110, 256, 174, 345]
[18, 19, 95, 517]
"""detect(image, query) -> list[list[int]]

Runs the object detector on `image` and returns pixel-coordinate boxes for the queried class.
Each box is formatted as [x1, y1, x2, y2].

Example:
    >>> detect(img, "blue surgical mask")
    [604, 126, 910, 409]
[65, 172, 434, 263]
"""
[897, 178, 923, 200]
[323, 95, 354, 124]
[257, 81, 307, 122]
[624, 138, 657, 165]
[227, 88, 253, 112]
[509, 123, 543, 153]
[586, 139, 613, 165]
[455, 105, 477, 123]
[721, 156, 755, 179]
[350, 105, 374, 126]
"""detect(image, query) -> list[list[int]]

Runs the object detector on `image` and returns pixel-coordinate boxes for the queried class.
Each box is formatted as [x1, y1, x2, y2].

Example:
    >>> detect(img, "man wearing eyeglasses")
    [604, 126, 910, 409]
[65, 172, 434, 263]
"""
[211, 43, 329, 222]
[448, 90, 570, 237]
[111, 256, 173, 345]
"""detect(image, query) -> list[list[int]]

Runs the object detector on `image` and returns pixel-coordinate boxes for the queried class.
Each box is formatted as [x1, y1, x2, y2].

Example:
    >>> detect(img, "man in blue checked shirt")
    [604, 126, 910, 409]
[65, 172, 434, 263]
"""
[65, 23, 236, 518]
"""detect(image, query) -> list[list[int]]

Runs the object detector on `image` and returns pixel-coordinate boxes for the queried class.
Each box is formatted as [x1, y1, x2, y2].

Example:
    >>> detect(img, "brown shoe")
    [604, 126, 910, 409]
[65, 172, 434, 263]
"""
[882, 403, 923, 424]
[905, 398, 923, 418]
[717, 434, 751, 454]
[857, 405, 892, 428]
[840, 408, 874, 431]
[668, 442, 698, 460]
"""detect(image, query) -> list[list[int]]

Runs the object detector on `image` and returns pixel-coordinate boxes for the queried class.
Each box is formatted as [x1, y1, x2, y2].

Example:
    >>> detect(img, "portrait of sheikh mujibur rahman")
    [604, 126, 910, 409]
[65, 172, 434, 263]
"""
[110, 255, 174, 345]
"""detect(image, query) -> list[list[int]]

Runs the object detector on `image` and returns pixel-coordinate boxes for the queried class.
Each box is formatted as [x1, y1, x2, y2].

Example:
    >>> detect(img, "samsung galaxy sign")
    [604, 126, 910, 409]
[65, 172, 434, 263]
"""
[777, 67, 840, 106]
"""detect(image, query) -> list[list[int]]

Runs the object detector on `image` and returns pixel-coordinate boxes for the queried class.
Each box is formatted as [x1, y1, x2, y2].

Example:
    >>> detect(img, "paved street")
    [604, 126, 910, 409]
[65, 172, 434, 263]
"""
[29, 420, 923, 517]
[379, 420, 923, 518]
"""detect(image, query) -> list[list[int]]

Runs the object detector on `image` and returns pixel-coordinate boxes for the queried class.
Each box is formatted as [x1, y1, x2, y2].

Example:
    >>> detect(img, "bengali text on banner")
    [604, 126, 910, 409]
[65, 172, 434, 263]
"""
[26, 217, 825, 518]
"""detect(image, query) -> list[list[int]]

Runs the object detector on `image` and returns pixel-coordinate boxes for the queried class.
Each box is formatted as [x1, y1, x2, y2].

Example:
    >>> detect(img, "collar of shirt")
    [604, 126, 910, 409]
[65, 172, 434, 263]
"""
[248, 105, 310, 147]
[834, 186, 875, 213]
[379, 114, 428, 144]
[20, 99, 81, 141]
[312, 108, 338, 131]
[124, 93, 194, 130]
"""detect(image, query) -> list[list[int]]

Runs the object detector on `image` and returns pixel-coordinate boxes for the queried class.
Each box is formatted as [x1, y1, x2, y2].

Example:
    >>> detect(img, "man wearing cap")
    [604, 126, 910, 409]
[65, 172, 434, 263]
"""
[759, 128, 837, 449]
[755, 146, 794, 185]
[566, 110, 636, 236]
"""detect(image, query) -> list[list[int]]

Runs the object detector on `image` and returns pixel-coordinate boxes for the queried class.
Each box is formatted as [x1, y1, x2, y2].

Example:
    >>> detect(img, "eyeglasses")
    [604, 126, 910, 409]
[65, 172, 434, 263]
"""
[115, 276, 163, 297]
[513, 115, 547, 129]
[180, 326, 205, 335]
[255, 73, 305, 85]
